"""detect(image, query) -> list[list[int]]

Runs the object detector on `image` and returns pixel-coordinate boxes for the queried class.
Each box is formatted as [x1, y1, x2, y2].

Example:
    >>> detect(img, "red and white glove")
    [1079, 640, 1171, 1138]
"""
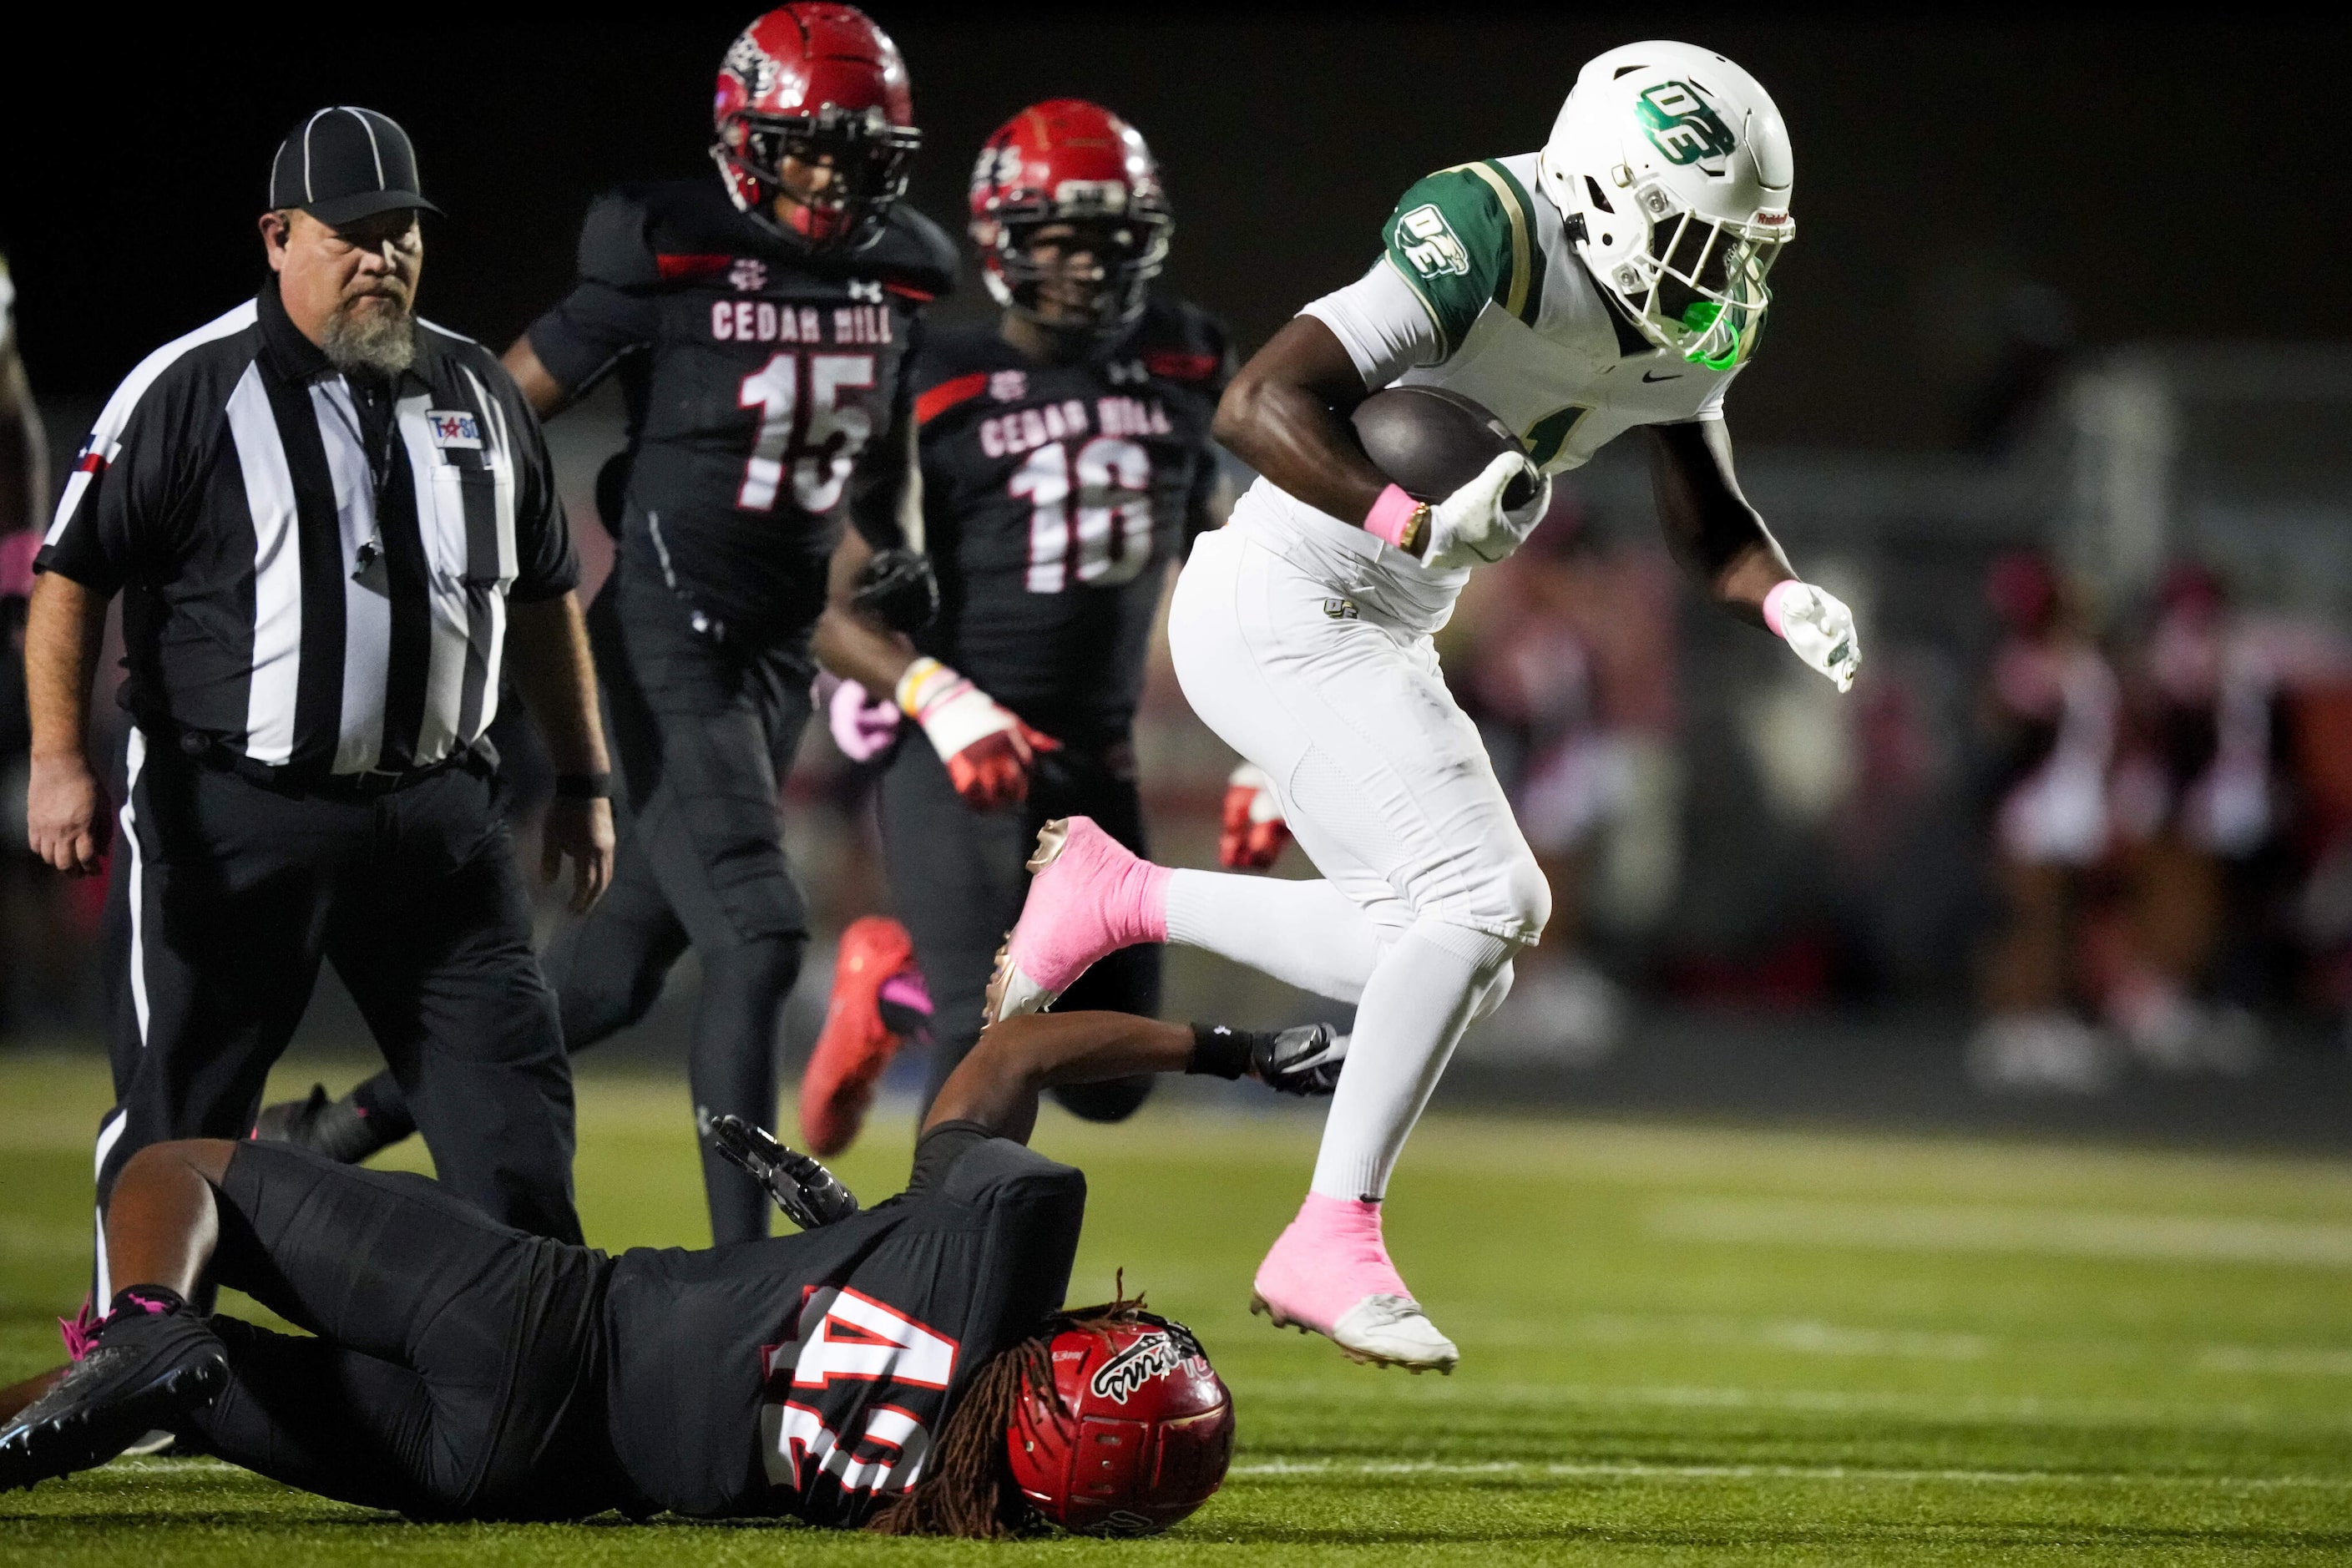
[826, 677, 901, 762]
[896, 656, 1060, 811]
[1219, 762, 1292, 870]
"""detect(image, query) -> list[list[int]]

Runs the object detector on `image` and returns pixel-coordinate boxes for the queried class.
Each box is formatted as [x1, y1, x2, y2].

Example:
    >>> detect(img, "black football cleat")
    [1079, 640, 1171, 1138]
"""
[253, 1084, 397, 1166]
[0, 1310, 227, 1492]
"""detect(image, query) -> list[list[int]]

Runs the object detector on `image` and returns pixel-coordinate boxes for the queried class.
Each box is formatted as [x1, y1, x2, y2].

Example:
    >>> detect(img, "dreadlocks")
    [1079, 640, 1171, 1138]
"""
[867, 1289, 1148, 1539]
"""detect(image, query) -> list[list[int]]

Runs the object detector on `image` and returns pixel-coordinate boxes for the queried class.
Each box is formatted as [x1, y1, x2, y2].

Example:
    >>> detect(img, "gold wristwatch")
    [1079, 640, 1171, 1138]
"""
[1399, 503, 1431, 555]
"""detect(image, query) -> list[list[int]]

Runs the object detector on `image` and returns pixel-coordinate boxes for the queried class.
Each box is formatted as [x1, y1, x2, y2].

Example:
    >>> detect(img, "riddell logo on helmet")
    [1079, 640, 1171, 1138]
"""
[1636, 81, 1737, 167]
[1087, 1328, 1207, 1404]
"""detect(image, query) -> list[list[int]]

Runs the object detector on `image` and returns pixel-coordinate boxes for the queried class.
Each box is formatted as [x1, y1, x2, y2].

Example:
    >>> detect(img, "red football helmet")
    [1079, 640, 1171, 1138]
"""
[711, 4, 920, 250]
[1005, 1311, 1233, 1535]
[969, 99, 1171, 331]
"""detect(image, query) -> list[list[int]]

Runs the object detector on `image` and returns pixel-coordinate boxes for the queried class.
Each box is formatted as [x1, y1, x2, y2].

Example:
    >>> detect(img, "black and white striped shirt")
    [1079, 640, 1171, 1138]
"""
[38, 276, 577, 778]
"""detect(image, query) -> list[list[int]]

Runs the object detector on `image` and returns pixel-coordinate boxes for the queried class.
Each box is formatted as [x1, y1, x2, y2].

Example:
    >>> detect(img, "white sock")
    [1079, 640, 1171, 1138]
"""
[1309, 919, 1514, 1201]
[1164, 869, 1385, 1003]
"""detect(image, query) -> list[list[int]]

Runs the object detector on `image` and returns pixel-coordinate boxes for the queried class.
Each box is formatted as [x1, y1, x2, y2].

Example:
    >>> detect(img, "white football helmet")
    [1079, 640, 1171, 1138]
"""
[1538, 41, 1793, 369]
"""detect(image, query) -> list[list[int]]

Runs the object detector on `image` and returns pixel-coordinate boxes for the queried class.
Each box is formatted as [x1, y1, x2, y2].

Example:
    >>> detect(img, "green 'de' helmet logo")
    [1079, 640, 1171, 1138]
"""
[1636, 81, 1737, 166]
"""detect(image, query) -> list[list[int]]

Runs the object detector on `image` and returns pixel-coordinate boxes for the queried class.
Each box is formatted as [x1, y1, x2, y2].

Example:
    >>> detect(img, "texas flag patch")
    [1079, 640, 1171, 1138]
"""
[426, 411, 483, 449]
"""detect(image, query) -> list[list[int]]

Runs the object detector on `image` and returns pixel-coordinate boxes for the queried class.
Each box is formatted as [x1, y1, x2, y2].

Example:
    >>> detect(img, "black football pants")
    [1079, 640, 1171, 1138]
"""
[180, 1142, 632, 1520]
[94, 730, 582, 1292]
[362, 564, 815, 1245]
[878, 735, 1158, 1121]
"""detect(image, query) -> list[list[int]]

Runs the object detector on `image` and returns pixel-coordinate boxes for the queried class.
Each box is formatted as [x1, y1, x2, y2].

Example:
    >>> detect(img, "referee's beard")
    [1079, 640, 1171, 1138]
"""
[322, 288, 417, 378]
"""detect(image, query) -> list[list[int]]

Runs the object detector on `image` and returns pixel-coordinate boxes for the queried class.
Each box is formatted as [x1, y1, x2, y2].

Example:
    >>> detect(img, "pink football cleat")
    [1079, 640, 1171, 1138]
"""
[982, 817, 1170, 1025]
[1250, 1194, 1459, 1373]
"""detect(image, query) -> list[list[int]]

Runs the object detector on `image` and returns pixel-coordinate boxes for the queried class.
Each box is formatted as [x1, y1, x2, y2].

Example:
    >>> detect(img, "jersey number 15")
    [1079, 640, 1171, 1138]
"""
[736, 352, 876, 514]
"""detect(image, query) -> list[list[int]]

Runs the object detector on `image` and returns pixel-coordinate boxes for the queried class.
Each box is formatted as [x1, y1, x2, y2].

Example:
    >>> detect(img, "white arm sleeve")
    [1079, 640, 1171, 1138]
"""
[1300, 260, 1449, 391]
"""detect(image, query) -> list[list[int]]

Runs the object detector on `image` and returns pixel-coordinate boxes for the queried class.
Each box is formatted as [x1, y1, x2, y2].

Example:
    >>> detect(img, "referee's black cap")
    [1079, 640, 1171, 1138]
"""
[268, 107, 443, 226]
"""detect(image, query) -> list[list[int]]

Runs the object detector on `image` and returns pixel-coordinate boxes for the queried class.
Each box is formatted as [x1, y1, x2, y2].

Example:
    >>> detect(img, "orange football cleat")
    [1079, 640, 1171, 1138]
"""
[799, 916, 928, 1156]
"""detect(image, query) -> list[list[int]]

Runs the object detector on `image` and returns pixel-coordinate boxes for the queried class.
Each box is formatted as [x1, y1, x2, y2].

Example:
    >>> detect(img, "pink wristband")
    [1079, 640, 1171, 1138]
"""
[1761, 579, 1805, 640]
[1363, 483, 1422, 549]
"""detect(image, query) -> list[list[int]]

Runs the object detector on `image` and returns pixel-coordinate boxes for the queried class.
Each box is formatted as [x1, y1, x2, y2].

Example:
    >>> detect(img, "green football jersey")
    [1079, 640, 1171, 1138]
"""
[1378, 153, 1743, 473]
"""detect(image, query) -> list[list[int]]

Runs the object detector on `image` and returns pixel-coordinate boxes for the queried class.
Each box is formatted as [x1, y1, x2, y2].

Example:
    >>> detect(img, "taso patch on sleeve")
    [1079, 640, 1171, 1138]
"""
[426, 412, 483, 449]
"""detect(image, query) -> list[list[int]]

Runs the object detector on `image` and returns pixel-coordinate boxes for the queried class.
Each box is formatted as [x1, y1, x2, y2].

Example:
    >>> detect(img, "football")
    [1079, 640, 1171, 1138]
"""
[1350, 385, 1540, 511]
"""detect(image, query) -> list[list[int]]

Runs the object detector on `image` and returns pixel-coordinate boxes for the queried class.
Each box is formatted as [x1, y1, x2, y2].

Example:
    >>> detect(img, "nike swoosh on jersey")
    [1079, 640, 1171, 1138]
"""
[1642, 369, 1683, 382]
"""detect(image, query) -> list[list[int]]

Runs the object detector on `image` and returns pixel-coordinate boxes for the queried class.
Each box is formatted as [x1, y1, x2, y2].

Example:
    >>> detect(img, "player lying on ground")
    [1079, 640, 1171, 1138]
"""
[983, 43, 1862, 1374]
[0, 1016, 1343, 1534]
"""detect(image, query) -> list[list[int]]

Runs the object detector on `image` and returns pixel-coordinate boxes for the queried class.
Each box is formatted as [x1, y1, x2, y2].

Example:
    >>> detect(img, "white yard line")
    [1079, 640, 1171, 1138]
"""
[1648, 1196, 2352, 1268]
[127, 1453, 2352, 1492]
[1243, 1378, 2352, 1431]
[1232, 1457, 2352, 1490]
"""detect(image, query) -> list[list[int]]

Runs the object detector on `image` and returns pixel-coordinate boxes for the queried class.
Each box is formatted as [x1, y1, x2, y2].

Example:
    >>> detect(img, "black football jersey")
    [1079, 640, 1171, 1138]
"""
[526, 179, 957, 647]
[599, 1129, 1083, 1526]
[908, 299, 1231, 747]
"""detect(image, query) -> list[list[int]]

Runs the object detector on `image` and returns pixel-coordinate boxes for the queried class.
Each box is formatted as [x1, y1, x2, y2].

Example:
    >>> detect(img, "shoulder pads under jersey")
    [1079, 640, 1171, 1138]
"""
[857, 204, 959, 304]
[574, 185, 668, 289]
[1132, 296, 1234, 389]
[1382, 159, 1547, 357]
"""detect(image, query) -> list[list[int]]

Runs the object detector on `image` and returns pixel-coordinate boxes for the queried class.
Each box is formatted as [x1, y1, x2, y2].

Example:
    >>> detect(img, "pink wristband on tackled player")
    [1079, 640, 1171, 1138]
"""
[1363, 484, 1422, 549]
[1761, 579, 1805, 640]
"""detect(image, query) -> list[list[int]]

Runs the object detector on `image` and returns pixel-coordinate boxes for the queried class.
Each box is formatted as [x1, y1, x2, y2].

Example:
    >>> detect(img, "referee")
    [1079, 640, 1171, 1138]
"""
[21, 108, 615, 1290]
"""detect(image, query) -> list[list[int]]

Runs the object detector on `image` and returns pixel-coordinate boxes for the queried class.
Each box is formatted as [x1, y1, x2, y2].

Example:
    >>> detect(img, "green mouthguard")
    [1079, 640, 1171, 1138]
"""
[1679, 301, 1740, 370]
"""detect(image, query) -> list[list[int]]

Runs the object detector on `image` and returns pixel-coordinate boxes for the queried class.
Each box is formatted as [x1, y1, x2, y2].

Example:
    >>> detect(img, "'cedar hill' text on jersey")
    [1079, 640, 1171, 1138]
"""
[599, 1133, 1082, 1528]
[526, 179, 957, 645]
[908, 299, 1228, 746]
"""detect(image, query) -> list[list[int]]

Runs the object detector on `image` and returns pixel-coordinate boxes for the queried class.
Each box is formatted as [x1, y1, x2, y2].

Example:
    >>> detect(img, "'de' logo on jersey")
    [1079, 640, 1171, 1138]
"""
[1087, 1325, 1209, 1405]
[425, 412, 482, 449]
[1636, 81, 1737, 167]
[1394, 204, 1470, 280]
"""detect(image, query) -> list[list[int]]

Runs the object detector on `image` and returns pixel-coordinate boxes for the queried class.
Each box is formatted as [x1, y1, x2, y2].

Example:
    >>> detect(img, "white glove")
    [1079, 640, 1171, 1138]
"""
[1420, 452, 1551, 572]
[1763, 580, 1862, 693]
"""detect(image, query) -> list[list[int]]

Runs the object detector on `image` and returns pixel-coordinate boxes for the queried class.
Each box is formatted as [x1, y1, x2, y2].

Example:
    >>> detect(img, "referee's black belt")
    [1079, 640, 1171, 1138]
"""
[149, 725, 488, 800]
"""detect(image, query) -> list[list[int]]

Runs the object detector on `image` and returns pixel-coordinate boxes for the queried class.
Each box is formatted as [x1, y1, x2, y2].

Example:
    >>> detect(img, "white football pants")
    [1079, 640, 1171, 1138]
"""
[1167, 519, 1549, 1202]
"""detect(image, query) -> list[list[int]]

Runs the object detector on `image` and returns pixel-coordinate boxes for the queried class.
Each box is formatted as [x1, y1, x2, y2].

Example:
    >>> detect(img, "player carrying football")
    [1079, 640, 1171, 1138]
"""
[0, 1014, 1349, 1531]
[984, 43, 1863, 1371]
[796, 100, 1238, 1151]
[261, 5, 962, 1242]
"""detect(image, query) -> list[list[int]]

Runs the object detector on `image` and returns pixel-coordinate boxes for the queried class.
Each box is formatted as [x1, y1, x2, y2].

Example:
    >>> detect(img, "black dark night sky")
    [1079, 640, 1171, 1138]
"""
[3, 10, 2344, 449]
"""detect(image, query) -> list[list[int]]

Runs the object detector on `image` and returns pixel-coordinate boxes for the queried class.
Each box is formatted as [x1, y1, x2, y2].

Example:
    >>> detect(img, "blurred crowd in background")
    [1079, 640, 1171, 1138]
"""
[8, 250, 2352, 1103]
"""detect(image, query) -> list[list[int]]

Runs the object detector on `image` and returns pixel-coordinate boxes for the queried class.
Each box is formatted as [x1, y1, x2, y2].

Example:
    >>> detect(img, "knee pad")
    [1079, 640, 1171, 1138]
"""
[1492, 851, 1553, 943]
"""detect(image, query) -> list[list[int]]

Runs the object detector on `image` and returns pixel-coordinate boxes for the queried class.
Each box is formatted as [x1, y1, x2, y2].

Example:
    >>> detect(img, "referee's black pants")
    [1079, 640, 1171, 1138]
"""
[346, 566, 813, 1246]
[179, 1141, 634, 1521]
[94, 730, 583, 1287]
[878, 733, 1159, 1121]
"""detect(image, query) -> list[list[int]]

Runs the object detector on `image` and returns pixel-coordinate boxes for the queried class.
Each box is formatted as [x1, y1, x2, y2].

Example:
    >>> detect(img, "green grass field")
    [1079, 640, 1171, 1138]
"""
[3, 1050, 2351, 1564]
